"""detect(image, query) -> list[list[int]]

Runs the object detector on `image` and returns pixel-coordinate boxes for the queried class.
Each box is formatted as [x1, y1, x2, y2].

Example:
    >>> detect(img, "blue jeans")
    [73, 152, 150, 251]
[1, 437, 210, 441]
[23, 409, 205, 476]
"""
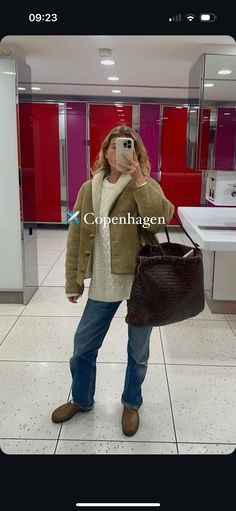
[70, 298, 153, 410]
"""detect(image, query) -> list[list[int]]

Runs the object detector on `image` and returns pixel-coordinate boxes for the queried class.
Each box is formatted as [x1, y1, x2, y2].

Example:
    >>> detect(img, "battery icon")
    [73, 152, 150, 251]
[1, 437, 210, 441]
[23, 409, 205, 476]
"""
[200, 13, 217, 21]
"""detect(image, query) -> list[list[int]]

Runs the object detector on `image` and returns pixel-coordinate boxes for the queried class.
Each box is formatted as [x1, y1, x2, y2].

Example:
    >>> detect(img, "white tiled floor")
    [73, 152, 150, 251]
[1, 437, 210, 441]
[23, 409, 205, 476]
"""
[0, 226, 236, 455]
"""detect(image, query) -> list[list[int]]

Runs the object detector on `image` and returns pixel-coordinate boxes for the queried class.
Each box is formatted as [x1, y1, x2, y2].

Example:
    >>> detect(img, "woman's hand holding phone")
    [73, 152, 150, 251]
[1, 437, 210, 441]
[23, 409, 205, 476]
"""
[115, 138, 146, 186]
[115, 137, 134, 172]
[118, 150, 146, 187]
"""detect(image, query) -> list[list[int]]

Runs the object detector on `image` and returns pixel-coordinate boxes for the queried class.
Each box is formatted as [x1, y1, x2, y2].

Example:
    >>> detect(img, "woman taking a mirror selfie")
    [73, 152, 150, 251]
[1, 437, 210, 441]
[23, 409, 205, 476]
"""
[51, 125, 174, 436]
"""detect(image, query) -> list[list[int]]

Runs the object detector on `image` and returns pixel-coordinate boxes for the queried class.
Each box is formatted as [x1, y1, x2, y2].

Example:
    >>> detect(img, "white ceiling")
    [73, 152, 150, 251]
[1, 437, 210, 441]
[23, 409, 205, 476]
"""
[1, 35, 236, 99]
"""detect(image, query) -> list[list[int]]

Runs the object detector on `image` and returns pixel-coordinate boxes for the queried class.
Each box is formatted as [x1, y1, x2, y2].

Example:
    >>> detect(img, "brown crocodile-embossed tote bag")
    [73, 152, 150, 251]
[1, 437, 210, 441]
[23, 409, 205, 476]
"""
[125, 214, 205, 327]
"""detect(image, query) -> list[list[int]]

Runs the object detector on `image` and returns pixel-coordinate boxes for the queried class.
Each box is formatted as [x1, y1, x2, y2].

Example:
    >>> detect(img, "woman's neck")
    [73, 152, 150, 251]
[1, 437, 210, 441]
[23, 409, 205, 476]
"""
[106, 168, 121, 184]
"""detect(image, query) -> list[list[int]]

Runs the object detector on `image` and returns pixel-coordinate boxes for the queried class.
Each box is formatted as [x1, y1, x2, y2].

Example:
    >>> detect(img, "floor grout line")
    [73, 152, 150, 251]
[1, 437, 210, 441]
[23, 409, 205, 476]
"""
[0, 362, 161, 366]
[0, 316, 23, 348]
[159, 327, 179, 454]
[1, 359, 236, 368]
[0, 293, 35, 345]
[1, 434, 235, 444]
[39, 246, 67, 286]
[54, 386, 72, 454]
[226, 321, 236, 337]
[0, 360, 236, 368]
[0, 314, 232, 321]
[49, 439, 236, 445]
[159, 363, 236, 368]
[2, 438, 234, 447]
[0, 315, 125, 319]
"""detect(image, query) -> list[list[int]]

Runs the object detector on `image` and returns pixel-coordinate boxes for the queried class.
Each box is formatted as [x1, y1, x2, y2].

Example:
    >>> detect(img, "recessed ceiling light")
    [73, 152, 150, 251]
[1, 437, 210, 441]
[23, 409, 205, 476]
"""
[218, 69, 232, 75]
[31, 86, 41, 90]
[112, 89, 121, 93]
[58, 103, 64, 105]
[204, 83, 214, 87]
[108, 76, 119, 81]
[18, 87, 26, 91]
[100, 59, 115, 65]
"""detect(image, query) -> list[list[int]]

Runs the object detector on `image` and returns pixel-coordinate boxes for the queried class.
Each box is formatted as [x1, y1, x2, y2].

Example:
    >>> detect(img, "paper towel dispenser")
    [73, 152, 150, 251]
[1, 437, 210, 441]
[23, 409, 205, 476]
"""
[206, 171, 236, 206]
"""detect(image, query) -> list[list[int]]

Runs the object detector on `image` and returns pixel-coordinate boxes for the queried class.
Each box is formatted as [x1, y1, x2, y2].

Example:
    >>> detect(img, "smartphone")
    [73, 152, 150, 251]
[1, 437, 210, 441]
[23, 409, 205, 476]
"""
[116, 137, 134, 172]
[183, 249, 194, 258]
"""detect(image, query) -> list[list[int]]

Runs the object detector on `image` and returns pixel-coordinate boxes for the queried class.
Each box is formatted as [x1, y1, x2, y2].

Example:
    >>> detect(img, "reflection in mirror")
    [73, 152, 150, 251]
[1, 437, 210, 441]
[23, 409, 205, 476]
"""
[2, 35, 235, 226]
[188, 54, 236, 172]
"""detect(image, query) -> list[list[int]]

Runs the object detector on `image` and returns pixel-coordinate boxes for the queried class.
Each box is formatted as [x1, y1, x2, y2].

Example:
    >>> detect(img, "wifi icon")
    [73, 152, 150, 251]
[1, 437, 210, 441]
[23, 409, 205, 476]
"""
[186, 13, 196, 21]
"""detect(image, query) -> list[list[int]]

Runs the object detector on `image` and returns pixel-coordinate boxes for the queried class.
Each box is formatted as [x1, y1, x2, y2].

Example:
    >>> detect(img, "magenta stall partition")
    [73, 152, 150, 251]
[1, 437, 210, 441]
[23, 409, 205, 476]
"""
[66, 102, 87, 211]
[139, 104, 160, 180]
[215, 108, 236, 170]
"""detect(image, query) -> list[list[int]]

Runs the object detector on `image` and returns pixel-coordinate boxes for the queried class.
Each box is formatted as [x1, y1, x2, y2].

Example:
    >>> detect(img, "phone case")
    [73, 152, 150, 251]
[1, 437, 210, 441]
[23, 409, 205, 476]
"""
[116, 137, 134, 172]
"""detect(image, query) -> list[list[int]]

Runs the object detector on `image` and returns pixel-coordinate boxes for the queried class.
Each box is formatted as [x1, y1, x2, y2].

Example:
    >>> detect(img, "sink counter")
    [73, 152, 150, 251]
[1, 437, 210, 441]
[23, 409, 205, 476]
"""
[178, 207, 236, 251]
[177, 207, 236, 313]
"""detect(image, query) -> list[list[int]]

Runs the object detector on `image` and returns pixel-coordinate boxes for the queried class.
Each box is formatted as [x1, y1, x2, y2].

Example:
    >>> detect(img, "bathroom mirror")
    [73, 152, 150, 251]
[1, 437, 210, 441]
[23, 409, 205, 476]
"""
[188, 54, 236, 171]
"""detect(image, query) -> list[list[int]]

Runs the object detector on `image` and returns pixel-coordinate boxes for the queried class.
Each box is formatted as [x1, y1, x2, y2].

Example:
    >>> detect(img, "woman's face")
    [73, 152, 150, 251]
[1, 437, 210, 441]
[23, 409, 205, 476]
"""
[105, 137, 117, 172]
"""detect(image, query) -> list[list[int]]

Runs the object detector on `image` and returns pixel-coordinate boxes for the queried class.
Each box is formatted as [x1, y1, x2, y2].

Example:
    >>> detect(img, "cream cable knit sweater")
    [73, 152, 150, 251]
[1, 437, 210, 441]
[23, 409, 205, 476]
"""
[88, 177, 135, 302]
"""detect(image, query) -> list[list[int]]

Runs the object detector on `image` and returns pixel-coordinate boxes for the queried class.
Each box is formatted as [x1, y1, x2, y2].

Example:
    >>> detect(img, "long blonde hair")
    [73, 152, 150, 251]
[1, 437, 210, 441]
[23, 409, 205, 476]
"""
[92, 125, 150, 177]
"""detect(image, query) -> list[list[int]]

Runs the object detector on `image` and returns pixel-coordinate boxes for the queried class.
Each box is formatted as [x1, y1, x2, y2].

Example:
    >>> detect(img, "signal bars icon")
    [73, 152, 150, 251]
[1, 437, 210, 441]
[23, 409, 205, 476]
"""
[169, 13, 181, 22]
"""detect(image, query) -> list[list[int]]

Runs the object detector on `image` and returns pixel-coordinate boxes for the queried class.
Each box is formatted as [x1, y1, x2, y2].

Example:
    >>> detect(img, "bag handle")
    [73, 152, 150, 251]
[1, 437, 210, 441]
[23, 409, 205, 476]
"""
[137, 212, 199, 254]
[164, 213, 200, 248]
[137, 221, 166, 256]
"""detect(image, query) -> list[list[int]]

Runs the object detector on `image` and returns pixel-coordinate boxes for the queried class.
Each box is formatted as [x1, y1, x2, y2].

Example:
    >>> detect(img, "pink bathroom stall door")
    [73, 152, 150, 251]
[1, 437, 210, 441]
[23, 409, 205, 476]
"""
[215, 108, 236, 170]
[139, 104, 160, 180]
[161, 106, 188, 171]
[89, 104, 133, 175]
[199, 109, 210, 169]
[159, 106, 202, 224]
[66, 103, 87, 211]
[18, 103, 36, 222]
[19, 103, 61, 223]
[32, 104, 61, 222]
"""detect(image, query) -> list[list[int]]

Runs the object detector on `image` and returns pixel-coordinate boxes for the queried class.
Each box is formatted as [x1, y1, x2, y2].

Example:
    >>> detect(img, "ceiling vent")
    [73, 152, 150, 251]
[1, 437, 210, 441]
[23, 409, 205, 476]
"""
[98, 48, 113, 59]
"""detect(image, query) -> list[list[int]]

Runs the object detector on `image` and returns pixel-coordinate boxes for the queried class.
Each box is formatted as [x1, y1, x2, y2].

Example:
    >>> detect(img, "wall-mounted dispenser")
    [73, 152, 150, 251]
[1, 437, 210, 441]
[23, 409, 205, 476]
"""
[206, 171, 236, 206]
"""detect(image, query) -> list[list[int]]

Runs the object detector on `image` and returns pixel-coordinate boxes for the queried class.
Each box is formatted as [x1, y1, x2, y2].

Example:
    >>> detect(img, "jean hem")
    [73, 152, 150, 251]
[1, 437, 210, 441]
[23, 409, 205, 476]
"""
[121, 399, 141, 410]
[71, 398, 94, 411]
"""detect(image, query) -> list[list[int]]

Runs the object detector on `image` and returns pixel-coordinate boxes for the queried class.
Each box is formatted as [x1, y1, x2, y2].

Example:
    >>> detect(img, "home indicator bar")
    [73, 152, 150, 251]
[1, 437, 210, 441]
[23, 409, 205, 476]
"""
[76, 504, 161, 508]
